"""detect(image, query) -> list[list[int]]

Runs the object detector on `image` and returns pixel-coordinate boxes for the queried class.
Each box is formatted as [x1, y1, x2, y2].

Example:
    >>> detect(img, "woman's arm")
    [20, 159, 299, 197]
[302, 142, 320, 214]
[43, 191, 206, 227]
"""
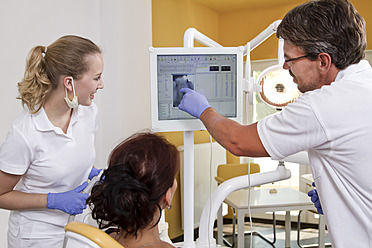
[0, 170, 47, 210]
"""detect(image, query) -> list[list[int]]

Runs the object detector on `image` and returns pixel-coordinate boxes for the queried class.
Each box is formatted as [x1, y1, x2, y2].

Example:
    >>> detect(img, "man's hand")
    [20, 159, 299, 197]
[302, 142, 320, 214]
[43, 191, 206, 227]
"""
[178, 88, 211, 118]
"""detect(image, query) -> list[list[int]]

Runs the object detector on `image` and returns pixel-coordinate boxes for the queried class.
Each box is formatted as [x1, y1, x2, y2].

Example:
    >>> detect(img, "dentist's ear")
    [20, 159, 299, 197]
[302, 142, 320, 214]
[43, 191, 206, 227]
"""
[63, 76, 74, 91]
[64, 76, 79, 108]
[318, 53, 332, 73]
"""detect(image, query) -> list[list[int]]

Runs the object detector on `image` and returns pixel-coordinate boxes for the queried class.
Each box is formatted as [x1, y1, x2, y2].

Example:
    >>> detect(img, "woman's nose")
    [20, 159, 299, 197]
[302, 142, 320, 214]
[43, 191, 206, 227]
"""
[98, 80, 104, 90]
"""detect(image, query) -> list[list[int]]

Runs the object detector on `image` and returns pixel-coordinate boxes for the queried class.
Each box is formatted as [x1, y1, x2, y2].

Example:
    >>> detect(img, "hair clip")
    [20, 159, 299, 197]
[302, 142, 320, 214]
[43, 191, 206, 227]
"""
[42, 47, 47, 58]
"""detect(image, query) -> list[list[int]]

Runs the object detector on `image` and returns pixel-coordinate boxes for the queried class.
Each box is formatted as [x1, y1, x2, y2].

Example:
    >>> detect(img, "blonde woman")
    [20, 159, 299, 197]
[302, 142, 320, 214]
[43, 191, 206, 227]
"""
[0, 35, 104, 247]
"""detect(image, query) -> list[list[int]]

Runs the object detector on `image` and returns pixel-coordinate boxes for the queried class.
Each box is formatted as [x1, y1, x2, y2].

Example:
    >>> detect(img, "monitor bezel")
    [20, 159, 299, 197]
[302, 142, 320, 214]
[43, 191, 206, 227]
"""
[149, 46, 243, 132]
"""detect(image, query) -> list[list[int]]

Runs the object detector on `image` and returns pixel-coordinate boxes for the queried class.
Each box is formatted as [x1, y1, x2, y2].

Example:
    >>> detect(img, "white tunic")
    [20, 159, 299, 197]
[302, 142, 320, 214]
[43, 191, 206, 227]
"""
[0, 103, 98, 240]
[258, 60, 372, 248]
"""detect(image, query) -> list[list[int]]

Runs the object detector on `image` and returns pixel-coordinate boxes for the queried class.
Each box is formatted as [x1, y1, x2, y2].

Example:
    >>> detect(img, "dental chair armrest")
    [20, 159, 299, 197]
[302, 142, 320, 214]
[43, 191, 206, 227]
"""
[214, 176, 226, 183]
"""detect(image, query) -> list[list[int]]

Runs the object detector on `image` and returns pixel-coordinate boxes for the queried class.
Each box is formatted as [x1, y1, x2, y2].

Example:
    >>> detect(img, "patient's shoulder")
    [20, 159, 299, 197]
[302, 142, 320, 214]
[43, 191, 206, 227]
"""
[152, 241, 174, 248]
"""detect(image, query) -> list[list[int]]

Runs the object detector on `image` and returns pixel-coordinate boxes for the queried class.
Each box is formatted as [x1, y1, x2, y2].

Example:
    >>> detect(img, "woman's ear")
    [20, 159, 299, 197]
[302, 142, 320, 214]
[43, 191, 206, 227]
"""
[63, 76, 74, 91]
[164, 179, 177, 209]
[164, 187, 173, 208]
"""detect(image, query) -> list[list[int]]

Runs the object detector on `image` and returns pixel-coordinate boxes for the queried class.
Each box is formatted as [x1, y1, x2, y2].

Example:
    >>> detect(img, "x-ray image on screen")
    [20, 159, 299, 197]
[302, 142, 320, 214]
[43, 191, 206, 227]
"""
[173, 74, 194, 107]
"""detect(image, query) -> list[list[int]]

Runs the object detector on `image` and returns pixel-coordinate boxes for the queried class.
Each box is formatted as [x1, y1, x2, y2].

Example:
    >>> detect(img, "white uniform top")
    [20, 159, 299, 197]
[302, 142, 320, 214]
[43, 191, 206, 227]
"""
[258, 60, 372, 248]
[0, 103, 98, 239]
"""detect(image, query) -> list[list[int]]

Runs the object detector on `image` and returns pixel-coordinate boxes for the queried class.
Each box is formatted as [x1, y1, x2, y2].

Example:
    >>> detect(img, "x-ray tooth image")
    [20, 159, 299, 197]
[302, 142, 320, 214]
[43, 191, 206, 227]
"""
[173, 74, 194, 107]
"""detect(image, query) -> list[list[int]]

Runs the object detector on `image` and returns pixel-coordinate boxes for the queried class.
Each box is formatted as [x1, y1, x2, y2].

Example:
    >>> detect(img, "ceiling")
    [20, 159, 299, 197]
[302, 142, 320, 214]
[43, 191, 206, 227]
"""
[190, 0, 304, 13]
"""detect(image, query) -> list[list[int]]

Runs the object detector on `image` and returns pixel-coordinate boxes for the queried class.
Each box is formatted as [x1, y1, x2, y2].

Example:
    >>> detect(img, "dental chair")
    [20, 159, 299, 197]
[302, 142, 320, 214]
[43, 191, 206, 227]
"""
[64, 221, 124, 248]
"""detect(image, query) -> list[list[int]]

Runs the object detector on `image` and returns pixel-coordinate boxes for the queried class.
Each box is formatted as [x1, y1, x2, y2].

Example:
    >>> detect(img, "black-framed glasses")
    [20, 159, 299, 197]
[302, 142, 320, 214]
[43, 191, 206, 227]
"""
[284, 54, 311, 63]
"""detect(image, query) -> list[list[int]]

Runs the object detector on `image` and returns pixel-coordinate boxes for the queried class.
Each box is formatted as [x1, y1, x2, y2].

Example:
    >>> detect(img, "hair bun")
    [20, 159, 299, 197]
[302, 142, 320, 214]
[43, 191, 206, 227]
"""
[88, 164, 155, 233]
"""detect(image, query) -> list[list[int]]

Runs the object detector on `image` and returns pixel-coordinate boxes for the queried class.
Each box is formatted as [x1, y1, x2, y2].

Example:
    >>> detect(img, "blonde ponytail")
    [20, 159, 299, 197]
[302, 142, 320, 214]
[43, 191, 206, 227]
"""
[17, 46, 51, 114]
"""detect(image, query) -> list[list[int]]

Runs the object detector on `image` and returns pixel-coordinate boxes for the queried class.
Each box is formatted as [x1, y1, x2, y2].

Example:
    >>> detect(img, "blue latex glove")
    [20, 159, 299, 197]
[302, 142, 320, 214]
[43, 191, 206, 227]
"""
[307, 182, 324, 215]
[46, 182, 89, 215]
[88, 167, 102, 180]
[178, 88, 211, 118]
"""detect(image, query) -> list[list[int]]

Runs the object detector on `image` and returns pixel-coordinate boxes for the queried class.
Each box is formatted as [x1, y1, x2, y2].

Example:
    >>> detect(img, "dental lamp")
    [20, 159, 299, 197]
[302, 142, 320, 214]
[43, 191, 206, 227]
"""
[256, 65, 301, 110]
[255, 37, 301, 110]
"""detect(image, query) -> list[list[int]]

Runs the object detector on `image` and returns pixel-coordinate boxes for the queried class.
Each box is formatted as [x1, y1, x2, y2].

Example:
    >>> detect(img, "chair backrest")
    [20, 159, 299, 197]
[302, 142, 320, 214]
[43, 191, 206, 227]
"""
[64, 221, 124, 248]
[215, 162, 260, 183]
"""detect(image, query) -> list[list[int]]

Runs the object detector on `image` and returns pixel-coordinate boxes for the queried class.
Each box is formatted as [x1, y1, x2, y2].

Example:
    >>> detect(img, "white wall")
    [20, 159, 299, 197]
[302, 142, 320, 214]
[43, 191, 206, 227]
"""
[0, 0, 152, 246]
[97, 0, 152, 168]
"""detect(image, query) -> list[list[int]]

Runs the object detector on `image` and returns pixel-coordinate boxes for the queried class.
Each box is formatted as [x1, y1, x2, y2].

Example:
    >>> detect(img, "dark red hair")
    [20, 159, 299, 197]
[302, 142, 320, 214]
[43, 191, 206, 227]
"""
[87, 132, 179, 237]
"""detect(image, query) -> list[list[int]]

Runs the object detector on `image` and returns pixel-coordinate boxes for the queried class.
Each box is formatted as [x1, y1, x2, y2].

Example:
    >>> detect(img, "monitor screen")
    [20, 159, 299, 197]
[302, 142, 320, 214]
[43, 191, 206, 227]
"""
[150, 47, 243, 132]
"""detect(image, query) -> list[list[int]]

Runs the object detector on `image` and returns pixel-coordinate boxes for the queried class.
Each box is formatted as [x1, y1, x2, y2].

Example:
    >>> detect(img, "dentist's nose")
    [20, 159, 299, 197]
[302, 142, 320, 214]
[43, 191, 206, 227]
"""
[98, 80, 104, 90]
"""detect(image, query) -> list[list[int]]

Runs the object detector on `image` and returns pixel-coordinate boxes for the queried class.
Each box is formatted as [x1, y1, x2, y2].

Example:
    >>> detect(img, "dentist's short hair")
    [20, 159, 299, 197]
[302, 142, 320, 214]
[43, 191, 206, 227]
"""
[276, 0, 366, 70]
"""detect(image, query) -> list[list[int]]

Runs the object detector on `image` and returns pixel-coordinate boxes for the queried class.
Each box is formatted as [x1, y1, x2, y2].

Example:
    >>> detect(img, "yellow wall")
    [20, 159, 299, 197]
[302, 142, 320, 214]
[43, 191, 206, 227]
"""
[152, 0, 220, 47]
[152, 0, 372, 239]
[350, 0, 372, 52]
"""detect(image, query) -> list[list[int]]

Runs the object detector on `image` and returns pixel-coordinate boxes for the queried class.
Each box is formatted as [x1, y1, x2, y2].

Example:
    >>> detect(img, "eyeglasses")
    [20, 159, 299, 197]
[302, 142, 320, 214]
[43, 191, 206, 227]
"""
[284, 54, 311, 64]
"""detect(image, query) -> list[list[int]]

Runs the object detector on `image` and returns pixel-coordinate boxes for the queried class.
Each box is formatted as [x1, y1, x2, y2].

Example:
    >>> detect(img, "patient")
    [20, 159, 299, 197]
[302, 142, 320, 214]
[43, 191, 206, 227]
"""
[87, 132, 179, 248]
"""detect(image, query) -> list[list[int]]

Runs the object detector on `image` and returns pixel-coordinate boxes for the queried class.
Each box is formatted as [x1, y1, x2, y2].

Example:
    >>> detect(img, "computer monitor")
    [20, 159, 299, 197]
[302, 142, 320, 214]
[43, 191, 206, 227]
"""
[149, 47, 243, 132]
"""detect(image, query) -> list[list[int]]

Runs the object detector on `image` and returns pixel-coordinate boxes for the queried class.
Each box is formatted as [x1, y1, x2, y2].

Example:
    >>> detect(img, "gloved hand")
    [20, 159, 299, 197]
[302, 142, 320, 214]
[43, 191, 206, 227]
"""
[178, 88, 211, 118]
[307, 182, 323, 215]
[88, 167, 102, 180]
[46, 182, 89, 215]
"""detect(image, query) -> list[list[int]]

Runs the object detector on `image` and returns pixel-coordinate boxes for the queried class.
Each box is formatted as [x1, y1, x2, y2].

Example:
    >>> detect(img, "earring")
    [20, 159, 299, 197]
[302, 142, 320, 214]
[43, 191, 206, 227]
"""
[166, 204, 172, 210]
